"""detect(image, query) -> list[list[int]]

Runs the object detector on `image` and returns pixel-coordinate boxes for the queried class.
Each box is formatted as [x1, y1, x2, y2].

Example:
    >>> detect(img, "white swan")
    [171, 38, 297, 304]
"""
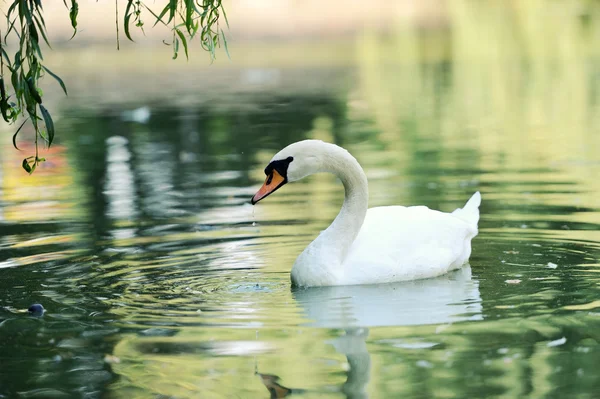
[251, 140, 481, 287]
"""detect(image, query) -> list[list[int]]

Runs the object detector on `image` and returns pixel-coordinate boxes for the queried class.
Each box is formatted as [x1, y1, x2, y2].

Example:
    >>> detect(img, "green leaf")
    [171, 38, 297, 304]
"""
[35, 5, 47, 27]
[30, 25, 44, 59]
[1, 46, 12, 67]
[39, 104, 54, 147]
[42, 65, 68, 95]
[150, 3, 170, 27]
[221, 29, 230, 59]
[124, 14, 134, 41]
[175, 29, 189, 60]
[185, 0, 194, 34]
[0, 84, 16, 123]
[26, 78, 43, 104]
[69, 0, 79, 38]
[10, 68, 20, 102]
[220, 2, 230, 28]
[4, 17, 18, 43]
[22, 1, 33, 25]
[7, 1, 19, 20]
[12, 119, 28, 150]
[168, 0, 177, 24]
[33, 15, 52, 47]
[172, 36, 179, 60]
[124, 0, 135, 42]
[22, 158, 32, 173]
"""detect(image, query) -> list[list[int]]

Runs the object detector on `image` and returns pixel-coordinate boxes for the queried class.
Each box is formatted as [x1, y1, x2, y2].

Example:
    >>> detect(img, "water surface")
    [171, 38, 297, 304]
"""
[1, 24, 600, 398]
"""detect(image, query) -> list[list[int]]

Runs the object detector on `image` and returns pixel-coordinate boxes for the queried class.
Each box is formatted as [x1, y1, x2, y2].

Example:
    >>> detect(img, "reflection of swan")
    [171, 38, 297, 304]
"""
[255, 372, 300, 398]
[256, 330, 371, 399]
[251, 140, 481, 287]
[293, 266, 482, 328]
[331, 328, 371, 399]
[255, 268, 482, 398]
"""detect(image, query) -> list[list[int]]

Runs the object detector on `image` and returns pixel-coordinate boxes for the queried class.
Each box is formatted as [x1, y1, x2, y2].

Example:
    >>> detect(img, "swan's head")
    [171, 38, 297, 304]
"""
[251, 140, 326, 204]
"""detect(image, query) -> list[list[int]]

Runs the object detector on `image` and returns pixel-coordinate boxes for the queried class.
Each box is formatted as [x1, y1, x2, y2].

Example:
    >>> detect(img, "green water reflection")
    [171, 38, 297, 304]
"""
[1, 2, 600, 398]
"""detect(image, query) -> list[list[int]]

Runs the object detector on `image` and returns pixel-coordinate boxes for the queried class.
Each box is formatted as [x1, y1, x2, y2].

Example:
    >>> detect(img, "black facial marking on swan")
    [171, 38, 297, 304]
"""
[264, 156, 293, 179]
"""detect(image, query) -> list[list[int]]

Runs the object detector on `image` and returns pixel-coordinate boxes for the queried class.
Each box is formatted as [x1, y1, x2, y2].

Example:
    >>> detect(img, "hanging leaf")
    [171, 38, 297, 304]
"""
[41, 65, 68, 95]
[172, 36, 179, 59]
[69, 0, 78, 38]
[175, 29, 189, 60]
[124, 0, 135, 41]
[0, 46, 12, 67]
[168, 0, 177, 24]
[0, 77, 9, 122]
[3, 0, 230, 174]
[22, 158, 32, 173]
[33, 15, 51, 47]
[221, 29, 230, 59]
[12, 119, 28, 150]
[220, 2, 229, 28]
[26, 77, 42, 104]
[152, 3, 171, 27]
[39, 104, 54, 147]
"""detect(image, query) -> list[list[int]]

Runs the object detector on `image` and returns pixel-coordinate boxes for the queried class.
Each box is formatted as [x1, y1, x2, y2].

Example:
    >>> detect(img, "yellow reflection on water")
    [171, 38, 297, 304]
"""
[356, 0, 600, 218]
[1, 143, 79, 222]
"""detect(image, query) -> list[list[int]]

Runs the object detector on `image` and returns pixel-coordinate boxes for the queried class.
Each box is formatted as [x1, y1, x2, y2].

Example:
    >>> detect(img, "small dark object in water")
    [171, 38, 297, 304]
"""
[28, 304, 45, 316]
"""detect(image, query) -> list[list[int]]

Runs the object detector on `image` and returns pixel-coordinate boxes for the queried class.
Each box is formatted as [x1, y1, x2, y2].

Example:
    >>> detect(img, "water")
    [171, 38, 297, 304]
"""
[2, 20, 600, 399]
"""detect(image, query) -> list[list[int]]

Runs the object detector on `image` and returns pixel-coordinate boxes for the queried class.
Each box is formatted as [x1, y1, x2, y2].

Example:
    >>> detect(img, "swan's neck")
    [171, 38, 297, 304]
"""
[317, 147, 368, 263]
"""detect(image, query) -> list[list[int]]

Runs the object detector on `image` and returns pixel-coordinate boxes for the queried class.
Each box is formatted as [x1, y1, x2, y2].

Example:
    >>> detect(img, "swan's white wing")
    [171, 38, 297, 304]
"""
[341, 205, 477, 285]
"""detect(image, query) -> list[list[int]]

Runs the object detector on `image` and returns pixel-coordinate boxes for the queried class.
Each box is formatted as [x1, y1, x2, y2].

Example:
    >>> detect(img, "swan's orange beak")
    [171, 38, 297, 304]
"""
[252, 169, 286, 204]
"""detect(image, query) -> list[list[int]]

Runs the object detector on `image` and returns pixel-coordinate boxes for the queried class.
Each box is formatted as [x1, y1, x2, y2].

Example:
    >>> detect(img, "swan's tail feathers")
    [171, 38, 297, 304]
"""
[452, 191, 481, 227]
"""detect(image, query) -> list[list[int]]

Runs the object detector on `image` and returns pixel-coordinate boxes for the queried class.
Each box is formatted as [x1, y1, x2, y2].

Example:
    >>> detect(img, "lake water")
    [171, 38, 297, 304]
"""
[1, 24, 600, 399]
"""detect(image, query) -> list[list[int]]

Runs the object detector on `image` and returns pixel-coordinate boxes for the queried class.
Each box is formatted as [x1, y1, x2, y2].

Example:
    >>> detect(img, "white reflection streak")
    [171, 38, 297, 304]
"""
[104, 136, 138, 221]
[136, 141, 177, 218]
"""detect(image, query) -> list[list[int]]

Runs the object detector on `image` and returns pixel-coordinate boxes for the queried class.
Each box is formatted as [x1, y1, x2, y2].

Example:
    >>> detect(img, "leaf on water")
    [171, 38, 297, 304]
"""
[39, 104, 54, 147]
[42, 65, 68, 95]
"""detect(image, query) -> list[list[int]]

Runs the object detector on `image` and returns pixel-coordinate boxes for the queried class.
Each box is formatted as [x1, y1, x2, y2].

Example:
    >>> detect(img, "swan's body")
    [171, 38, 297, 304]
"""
[252, 140, 481, 287]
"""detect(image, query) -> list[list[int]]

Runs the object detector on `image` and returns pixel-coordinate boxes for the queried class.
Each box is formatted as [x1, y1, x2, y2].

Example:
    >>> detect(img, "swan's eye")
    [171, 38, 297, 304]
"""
[264, 157, 293, 181]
